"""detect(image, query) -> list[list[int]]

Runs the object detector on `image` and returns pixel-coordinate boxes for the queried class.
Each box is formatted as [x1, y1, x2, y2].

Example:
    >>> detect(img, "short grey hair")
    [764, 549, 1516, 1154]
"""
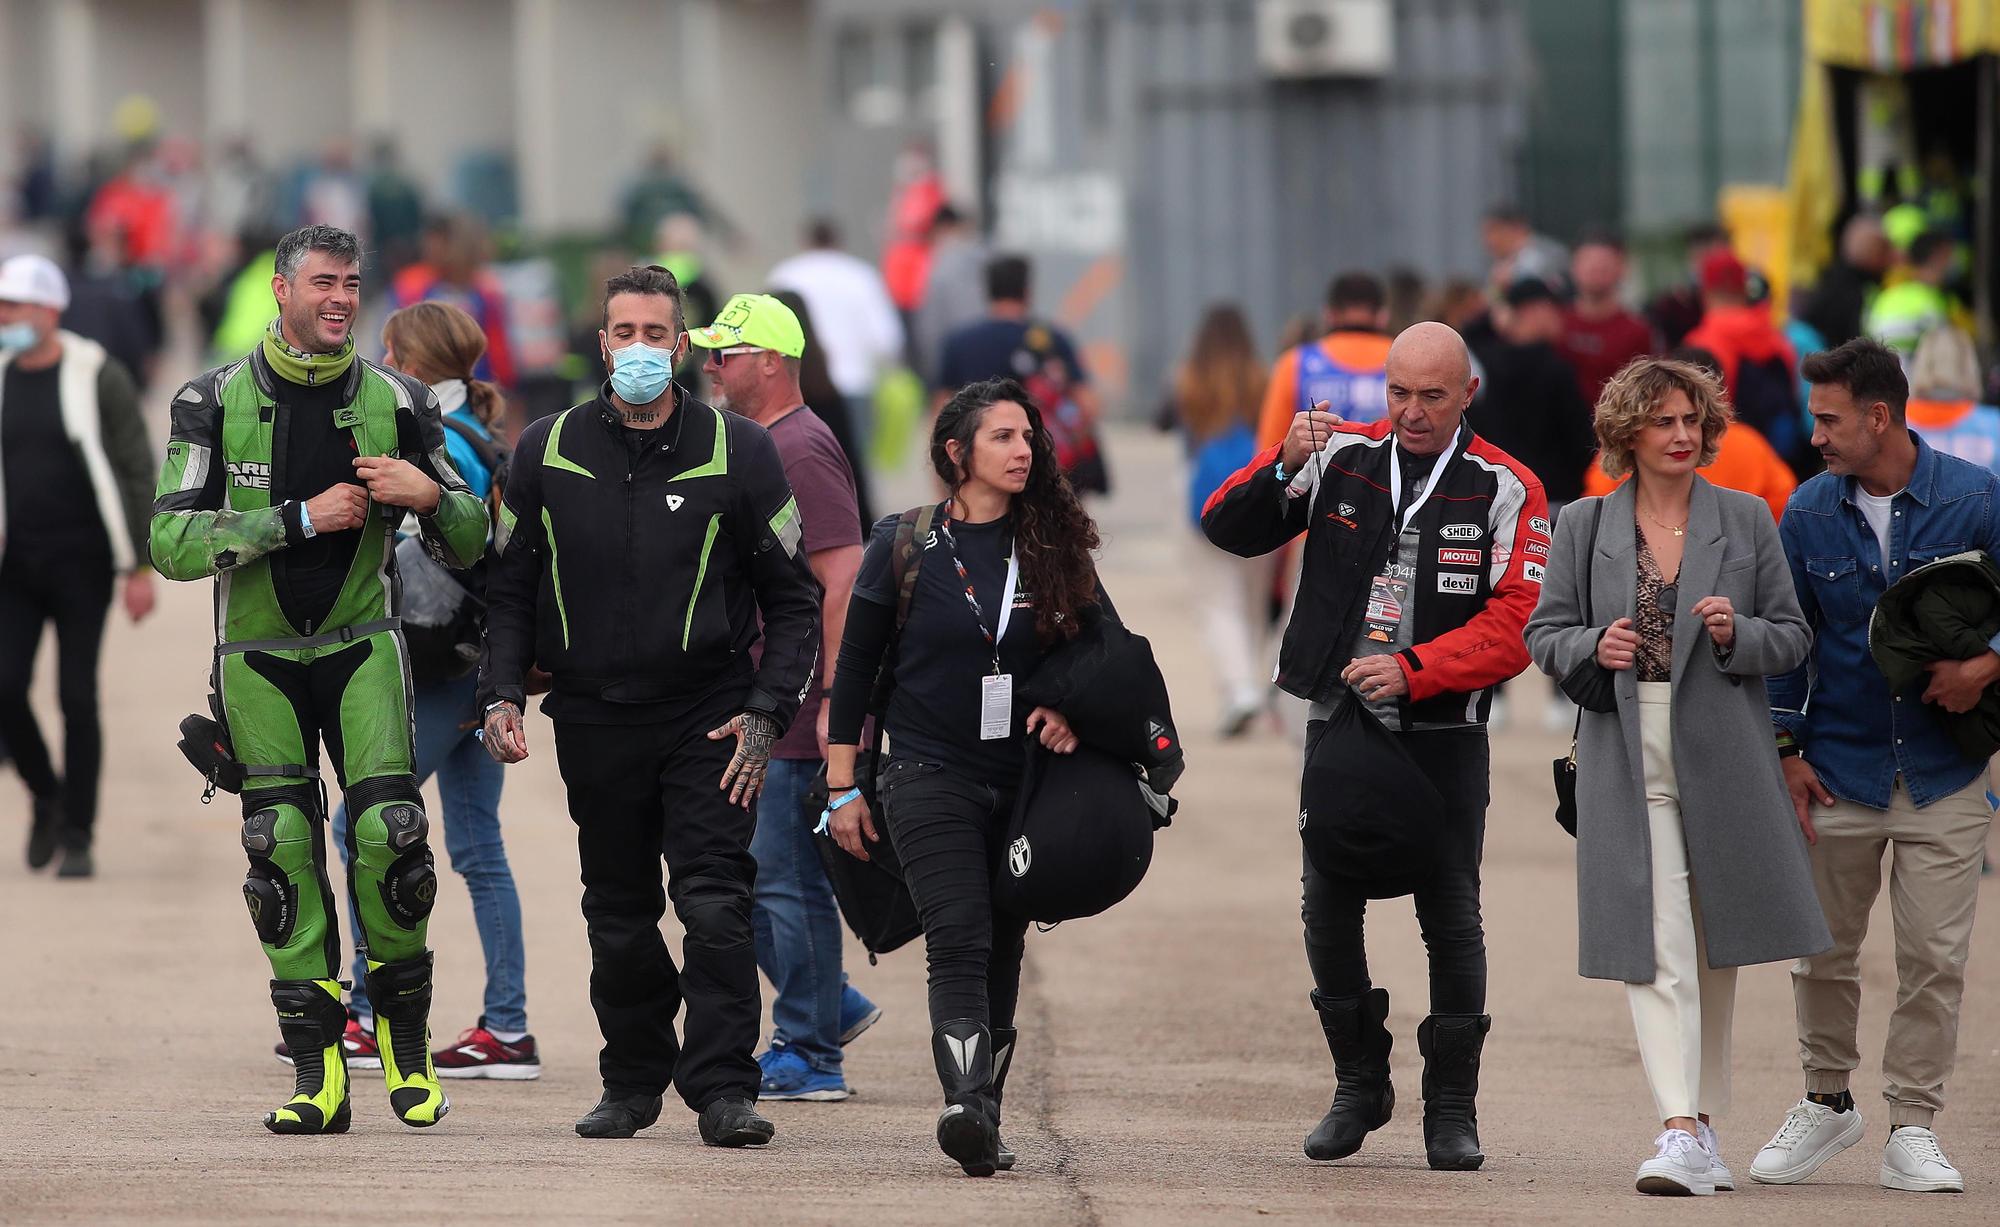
[274, 225, 362, 282]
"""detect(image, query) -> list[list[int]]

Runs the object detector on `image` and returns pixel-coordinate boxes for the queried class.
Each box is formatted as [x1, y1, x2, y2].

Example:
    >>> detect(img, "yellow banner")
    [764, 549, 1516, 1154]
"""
[1807, 0, 2000, 69]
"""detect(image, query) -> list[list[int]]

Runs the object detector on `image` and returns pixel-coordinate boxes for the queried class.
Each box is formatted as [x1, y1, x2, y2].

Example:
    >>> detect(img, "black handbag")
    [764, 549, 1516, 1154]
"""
[806, 750, 924, 961]
[1552, 500, 1614, 836]
[1553, 716, 1581, 837]
[1557, 499, 1618, 714]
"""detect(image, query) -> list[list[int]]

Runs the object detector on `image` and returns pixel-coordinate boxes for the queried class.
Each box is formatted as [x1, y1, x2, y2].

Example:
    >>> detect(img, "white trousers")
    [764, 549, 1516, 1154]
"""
[1184, 530, 1275, 715]
[1629, 682, 1738, 1121]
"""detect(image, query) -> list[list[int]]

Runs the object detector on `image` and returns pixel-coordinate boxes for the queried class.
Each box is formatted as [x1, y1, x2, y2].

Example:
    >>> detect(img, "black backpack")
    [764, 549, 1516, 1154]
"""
[1732, 354, 1809, 473]
[808, 504, 939, 960]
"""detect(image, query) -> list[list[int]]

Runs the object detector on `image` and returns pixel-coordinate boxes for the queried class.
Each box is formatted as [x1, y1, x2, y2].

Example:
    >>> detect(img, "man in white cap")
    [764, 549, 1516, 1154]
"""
[0, 253, 157, 878]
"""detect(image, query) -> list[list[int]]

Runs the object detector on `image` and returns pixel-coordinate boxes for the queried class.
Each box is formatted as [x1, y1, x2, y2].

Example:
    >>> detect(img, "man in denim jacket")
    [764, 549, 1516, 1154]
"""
[1751, 338, 1992, 1194]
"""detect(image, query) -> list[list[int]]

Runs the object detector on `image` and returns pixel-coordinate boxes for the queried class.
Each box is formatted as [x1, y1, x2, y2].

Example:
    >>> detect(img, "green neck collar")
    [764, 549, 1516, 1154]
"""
[262, 317, 355, 387]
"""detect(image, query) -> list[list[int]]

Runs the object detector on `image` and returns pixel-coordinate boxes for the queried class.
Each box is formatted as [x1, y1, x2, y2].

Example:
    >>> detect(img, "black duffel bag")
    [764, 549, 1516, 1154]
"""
[992, 742, 1156, 924]
[1299, 692, 1446, 896]
[806, 753, 923, 961]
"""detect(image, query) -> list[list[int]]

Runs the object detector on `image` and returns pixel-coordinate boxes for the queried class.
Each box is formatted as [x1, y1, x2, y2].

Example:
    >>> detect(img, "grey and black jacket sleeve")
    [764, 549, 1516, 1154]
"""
[733, 424, 823, 729]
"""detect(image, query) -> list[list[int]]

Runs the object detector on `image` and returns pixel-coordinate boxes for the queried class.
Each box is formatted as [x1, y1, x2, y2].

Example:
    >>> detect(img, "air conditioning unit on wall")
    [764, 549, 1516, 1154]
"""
[1256, 0, 1394, 79]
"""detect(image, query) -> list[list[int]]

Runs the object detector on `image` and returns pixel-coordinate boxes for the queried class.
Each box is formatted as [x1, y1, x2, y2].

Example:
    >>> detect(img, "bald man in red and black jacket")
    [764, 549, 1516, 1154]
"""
[1203, 322, 1549, 1174]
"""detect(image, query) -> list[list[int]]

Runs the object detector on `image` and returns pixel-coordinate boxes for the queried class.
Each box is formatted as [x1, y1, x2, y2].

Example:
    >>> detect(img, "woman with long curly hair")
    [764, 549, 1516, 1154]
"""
[823, 377, 1102, 1177]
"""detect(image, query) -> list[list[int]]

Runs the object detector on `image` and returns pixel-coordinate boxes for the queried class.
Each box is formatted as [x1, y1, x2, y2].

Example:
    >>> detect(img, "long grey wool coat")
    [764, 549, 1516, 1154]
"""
[1525, 478, 1832, 982]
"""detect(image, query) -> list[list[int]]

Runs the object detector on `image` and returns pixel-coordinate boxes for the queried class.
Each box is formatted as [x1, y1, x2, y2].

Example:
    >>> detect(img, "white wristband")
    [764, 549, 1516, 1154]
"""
[297, 500, 317, 539]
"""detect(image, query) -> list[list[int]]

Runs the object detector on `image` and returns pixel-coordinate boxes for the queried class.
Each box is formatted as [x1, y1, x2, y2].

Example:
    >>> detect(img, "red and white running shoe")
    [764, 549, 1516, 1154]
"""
[433, 1018, 541, 1080]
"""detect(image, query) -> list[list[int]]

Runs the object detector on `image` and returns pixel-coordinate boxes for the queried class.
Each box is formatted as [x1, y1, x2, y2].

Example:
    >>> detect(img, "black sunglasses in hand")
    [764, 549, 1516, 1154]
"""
[1656, 582, 1678, 616]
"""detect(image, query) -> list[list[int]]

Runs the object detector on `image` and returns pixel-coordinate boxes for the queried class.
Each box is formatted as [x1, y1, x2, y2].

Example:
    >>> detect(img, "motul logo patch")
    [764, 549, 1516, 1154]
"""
[1438, 548, 1482, 567]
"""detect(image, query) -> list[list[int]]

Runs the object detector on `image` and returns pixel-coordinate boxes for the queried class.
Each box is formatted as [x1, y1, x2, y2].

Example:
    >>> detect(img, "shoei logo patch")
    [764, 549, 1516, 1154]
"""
[666, 494, 685, 511]
[1530, 516, 1552, 536]
[227, 461, 272, 490]
[1438, 548, 1482, 567]
[1008, 836, 1032, 878]
[1439, 523, 1482, 541]
[1437, 573, 1478, 595]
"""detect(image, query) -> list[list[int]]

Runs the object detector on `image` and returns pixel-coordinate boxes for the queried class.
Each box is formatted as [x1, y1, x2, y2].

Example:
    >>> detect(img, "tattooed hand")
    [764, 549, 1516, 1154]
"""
[707, 710, 782, 809]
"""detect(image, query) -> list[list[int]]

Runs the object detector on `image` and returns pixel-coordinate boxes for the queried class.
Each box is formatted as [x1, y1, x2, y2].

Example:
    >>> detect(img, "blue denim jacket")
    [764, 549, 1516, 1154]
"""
[1770, 433, 2000, 809]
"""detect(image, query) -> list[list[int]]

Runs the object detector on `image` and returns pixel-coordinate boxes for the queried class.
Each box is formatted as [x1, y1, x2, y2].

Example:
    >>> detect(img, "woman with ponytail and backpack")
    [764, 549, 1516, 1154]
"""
[824, 377, 1102, 1176]
[288, 301, 539, 1079]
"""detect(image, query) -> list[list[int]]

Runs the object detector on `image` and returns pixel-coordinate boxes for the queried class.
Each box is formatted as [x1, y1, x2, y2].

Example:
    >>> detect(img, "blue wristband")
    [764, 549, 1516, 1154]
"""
[297, 500, 317, 539]
[815, 787, 864, 836]
[1273, 460, 1289, 484]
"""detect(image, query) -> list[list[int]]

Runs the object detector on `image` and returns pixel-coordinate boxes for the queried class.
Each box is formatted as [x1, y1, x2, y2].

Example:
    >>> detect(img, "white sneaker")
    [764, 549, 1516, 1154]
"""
[1637, 1128, 1715, 1196]
[1880, 1127, 1963, 1193]
[1749, 1098, 1865, 1184]
[1697, 1120, 1735, 1191]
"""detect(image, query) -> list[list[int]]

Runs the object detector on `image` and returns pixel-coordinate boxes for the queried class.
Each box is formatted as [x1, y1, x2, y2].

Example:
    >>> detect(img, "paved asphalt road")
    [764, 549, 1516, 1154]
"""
[2, 425, 1993, 1224]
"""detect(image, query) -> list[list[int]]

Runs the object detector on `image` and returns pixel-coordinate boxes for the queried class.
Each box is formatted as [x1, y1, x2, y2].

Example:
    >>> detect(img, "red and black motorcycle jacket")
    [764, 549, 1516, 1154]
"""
[1201, 420, 1550, 725]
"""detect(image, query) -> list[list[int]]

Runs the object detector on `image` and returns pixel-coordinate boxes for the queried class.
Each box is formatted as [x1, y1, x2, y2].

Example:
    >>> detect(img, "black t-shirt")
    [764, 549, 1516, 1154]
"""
[854, 511, 1042, 787]
[937, 319, 1089, 393]
[272, 377, 367, 633]
[2, 361, 111, 562]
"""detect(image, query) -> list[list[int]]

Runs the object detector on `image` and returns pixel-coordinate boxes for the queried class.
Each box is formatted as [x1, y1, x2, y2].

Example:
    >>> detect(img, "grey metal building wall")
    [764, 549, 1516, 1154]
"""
[1122, 0, 1526, 409]
[816, 0, 1528, 412]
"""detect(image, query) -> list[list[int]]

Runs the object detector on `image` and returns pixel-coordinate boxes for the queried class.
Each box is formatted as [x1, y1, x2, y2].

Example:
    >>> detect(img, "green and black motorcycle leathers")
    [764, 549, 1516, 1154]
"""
[153, 329, 484, 1130]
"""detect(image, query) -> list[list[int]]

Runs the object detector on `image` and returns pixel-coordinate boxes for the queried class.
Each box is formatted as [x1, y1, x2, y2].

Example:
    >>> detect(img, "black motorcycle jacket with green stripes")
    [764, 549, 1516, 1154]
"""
[477, 384, 822, 727]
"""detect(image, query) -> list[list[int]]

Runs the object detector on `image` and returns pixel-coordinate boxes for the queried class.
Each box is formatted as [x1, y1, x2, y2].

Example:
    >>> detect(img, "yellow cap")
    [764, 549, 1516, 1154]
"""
[689, 293, 805, 359]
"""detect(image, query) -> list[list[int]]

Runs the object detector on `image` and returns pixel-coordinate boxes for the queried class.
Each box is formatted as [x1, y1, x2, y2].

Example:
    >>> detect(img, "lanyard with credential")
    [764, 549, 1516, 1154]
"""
[1387, 435, 1453, 534]
[939, 515, 1019, 674]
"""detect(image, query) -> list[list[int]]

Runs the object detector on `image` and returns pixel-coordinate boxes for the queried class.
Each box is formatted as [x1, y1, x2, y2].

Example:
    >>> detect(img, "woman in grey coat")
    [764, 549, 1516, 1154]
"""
[1525, 357, 1829, 1197]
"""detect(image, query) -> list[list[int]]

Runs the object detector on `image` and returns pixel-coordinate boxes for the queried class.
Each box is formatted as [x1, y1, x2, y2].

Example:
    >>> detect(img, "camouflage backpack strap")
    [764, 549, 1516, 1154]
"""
[870, 502, 942, 717]
[893, 501, 941, 632]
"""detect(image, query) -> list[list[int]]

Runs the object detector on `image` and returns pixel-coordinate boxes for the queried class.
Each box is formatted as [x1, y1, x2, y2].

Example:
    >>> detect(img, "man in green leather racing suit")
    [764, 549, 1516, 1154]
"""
[152, 226, 487, 1134]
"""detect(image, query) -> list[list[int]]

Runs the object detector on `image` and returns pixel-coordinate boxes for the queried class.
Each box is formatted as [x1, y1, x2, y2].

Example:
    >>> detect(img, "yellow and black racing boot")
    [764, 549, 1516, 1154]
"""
[366, 952, 450, 1128]
[264, 979, 352, 1135]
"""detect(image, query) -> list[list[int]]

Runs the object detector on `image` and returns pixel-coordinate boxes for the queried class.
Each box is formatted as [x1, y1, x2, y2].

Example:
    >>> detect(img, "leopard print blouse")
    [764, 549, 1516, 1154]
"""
[1634, 529, 1677, 682]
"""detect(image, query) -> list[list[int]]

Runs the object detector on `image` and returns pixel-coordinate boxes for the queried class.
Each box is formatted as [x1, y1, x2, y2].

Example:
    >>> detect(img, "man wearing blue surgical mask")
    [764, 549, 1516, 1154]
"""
[0, 253, 158, 878]
[478, 264, 823, 1148]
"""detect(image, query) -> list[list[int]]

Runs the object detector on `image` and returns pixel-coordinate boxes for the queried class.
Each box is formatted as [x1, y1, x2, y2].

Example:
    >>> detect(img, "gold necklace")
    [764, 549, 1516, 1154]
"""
[1642, 507, 1687, 538]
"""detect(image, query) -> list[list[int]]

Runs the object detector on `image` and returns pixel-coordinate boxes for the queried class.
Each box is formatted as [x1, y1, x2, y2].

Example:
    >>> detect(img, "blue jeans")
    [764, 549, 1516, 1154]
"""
[750, 757, 845, 1074]
[333, 672, 527, 1033]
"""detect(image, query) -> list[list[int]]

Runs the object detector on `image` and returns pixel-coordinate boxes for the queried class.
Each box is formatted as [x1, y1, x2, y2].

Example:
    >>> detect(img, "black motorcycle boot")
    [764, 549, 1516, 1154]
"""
[932, 1019, 1001, 1177]
[1418, 1013, 1491, 1171]
[991, 1025, 1019, 1171]
[1303, 988, 1395, 1161]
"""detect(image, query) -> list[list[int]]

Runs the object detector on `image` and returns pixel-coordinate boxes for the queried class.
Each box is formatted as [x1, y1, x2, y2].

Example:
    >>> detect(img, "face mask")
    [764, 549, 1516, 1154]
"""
[608, 340, 675, 406]
[0, 323, 38, 352]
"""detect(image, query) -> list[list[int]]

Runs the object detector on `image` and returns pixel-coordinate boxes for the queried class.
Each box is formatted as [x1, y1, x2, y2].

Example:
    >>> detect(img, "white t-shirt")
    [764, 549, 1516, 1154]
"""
[766, 249, 906, 399]
[1855, 487, 1900, 568]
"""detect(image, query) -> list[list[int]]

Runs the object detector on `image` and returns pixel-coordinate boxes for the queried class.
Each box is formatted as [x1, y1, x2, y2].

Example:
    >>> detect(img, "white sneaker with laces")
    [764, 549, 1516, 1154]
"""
[1749, 1098, 1865, 1184]
[1637, 1128, 1715, 1196]
[1697, 1120, 1735, 1191]
[1880, 1127, 1963, 1193]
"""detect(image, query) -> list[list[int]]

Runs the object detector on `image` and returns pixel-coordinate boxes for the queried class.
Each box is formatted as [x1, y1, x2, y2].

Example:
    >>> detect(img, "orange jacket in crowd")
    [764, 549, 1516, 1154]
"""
[1582, 424, 1796, 521]
[1254, 330, 1395, 452]
[1683, 305, 1797, 399]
